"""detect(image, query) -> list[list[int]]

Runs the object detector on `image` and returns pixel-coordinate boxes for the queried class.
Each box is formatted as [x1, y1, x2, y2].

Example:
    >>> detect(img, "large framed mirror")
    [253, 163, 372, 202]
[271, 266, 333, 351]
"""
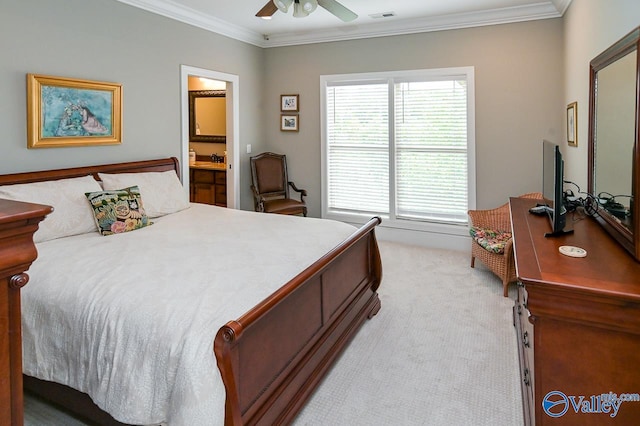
[189, 90, 226, 143]
[588, 26, 640, 261]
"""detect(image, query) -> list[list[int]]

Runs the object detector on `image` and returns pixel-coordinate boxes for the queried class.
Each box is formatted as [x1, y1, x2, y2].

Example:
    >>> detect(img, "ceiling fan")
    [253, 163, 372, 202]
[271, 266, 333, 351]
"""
[256, 0, 357, 22]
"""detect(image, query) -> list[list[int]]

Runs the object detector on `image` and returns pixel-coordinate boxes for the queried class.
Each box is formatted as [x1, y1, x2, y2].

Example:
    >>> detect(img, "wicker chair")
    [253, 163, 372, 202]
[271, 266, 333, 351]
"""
[468, 192, 542, 297]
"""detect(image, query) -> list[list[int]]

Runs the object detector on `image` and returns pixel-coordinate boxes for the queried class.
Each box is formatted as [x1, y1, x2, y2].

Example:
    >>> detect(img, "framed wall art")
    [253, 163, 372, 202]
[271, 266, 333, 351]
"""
[281, 94, 299, 112]
[27, 74, 122, 148]
[281, 114, 299, 132]
[567, 101, 577, 147]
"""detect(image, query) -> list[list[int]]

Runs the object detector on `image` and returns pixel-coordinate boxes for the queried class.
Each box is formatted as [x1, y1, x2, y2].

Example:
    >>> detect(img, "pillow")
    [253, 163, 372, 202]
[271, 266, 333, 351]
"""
[0, 175, 102, 243]
[98, 171, 189, 218]
[85, 186, 152, 236]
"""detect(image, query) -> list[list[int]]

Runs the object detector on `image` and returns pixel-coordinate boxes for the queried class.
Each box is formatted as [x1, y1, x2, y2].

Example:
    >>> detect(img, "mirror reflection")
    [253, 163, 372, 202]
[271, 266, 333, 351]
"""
[593, 49, 636, 230]
[588, 26, 640, 261]
[189, 90, 226, 143]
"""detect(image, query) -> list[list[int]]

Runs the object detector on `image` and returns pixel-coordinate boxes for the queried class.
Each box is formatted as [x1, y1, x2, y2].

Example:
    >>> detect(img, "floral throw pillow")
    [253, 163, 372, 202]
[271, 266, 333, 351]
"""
[85, 186, 152, 236]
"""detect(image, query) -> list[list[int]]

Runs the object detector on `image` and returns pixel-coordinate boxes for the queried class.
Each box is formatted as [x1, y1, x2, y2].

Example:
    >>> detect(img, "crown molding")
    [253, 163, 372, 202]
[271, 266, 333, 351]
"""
[263, 2, 566, 47]
[550, 0, 573, 16]
[116, 0, 570, 49]
[115, 0, 266, 47]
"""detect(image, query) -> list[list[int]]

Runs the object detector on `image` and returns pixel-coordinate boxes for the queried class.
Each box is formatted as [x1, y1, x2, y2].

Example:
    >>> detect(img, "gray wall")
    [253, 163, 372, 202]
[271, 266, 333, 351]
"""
[0, 0, 265, 210]
[2, 0, 640, 218]
[263, 20, 564, 215]
[562, 0, 640, 190]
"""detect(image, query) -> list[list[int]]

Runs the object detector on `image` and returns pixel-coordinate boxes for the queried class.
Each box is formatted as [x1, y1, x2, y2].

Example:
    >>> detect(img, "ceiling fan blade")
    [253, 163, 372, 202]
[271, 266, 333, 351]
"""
[318, 0, 357, 22]
[256, 1, 278, 18]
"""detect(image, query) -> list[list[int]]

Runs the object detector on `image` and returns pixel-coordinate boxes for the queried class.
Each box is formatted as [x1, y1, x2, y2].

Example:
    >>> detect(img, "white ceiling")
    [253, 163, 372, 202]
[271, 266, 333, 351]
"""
[116, 0, 571, 48]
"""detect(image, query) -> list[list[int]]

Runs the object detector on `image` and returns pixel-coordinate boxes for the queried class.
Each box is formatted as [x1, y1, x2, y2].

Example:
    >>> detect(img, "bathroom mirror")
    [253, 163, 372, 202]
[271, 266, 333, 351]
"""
[588, 26, 640, 261]
[189, 90, 226, 143]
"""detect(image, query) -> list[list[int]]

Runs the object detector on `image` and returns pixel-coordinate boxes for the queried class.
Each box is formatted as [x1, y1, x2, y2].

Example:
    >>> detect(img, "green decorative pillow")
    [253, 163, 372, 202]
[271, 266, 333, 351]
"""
[85, 186, 152, 236]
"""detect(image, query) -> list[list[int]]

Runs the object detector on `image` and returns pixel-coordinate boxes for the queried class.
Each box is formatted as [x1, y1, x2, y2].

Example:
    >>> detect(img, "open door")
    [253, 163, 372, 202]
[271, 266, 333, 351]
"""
[180, 65, 239, 209]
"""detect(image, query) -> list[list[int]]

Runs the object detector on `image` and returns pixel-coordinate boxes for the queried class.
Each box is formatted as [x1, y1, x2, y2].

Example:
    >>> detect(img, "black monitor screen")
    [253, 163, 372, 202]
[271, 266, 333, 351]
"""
[542, 140, 567, 236]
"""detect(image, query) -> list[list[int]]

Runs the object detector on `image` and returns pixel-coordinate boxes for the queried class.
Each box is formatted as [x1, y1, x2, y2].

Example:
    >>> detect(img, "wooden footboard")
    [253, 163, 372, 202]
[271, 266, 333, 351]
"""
[23, 217, 382, 426]
[214, 216, 382, 425]
[2, 158, 383, 425]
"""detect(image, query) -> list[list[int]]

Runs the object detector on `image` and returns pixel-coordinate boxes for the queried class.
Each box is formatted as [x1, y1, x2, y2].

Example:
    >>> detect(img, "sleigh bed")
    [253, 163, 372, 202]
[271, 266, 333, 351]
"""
[0, 157, 382, 425]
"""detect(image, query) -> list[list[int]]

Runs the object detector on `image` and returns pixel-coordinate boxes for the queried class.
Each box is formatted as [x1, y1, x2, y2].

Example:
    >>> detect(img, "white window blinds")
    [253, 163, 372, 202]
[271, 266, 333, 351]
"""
[323, 69, 474, 226]
[394, 80, 468, 223]
[326, 83, 389, 214]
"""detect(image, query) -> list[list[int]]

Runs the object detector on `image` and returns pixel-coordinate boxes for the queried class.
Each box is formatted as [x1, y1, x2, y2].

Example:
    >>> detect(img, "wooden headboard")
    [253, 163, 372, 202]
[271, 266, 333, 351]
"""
[0, 157, 180, 186]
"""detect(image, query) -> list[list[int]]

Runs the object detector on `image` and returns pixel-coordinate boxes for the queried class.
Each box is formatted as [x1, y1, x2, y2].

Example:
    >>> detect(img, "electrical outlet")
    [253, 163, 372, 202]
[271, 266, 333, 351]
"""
[246, 144, 252, 154]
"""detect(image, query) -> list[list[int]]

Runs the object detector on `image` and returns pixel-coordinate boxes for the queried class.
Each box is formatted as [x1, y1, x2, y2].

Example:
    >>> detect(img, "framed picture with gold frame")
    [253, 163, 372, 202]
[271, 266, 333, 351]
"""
[567, 101, 577, 147]
[27, 74, 122, 148]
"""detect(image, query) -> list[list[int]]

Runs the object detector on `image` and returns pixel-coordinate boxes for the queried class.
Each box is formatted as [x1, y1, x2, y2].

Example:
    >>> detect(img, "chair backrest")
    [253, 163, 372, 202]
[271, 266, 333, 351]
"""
[250, 152, 290, 199]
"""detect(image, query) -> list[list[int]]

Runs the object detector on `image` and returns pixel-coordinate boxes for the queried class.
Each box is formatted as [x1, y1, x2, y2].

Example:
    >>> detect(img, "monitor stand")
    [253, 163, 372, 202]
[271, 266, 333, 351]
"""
[544, 228, 574, 238]
[542, 205, 573, 238]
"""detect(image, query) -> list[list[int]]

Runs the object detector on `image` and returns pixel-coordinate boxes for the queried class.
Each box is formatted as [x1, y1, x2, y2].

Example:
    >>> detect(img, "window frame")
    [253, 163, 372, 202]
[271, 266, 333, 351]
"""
[320, 67, 476, 236]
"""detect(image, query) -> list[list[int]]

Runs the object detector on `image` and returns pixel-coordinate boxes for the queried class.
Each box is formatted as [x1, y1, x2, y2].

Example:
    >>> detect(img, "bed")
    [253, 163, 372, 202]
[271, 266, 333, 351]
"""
[0, 157, 382, 425]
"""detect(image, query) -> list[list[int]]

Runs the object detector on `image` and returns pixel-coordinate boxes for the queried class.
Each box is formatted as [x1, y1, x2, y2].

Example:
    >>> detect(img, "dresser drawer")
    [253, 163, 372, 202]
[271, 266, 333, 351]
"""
[515, 282, 535, 426]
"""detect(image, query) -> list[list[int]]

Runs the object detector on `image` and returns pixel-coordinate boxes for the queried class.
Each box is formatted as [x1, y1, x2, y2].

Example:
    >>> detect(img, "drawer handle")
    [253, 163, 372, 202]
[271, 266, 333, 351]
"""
[517, 281, 524, 288]
[523, 368, 531, 386]
[523, 331, 530, 348]
[517, 304, 522, 315]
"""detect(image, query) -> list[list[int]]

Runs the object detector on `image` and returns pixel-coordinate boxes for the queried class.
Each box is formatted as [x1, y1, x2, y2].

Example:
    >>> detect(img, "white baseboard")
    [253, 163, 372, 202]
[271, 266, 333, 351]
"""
[341, 219, 471, 253]
[375, 225, 470, 253]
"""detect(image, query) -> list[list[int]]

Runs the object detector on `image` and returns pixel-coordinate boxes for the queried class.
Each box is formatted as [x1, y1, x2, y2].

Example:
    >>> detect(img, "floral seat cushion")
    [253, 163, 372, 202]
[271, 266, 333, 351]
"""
[469, 227, 512, 254]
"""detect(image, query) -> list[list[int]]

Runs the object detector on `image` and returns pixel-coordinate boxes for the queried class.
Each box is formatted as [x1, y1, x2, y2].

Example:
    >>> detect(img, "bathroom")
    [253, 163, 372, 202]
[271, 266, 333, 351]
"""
[188, 76, 228, 207]
[188, 76, 227, 164]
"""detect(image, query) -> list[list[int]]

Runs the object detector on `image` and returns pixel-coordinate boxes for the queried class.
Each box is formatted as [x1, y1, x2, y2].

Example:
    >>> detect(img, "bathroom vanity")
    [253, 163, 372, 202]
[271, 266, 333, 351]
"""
[189, 162, 227, 207]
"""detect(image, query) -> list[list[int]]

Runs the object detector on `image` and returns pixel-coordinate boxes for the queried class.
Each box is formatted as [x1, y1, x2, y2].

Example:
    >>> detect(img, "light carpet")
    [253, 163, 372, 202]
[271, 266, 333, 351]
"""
[25, 240, 523, 425]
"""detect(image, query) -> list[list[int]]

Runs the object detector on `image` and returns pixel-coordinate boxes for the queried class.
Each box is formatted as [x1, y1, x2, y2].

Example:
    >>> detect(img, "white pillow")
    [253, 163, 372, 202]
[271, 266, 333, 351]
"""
[98, 170, 190, 218]
[0, 175, 102, 243]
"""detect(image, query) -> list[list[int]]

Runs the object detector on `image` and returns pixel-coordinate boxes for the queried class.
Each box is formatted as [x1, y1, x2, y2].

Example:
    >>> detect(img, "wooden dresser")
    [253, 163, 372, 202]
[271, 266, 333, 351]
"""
[510, 197, 640, 426]
[0, 199, 51, 426]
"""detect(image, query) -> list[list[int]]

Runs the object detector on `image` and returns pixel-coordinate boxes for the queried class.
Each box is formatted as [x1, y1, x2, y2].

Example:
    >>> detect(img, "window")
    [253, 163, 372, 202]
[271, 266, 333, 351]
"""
[321, 68, 475, 231]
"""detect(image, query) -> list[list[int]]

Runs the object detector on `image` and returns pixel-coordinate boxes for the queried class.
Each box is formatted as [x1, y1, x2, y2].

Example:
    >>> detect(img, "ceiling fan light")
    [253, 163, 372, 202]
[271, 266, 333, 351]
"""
[300, 0, 317, 13]
[293, 2, 309, 18]
[273, 0, 293, 13]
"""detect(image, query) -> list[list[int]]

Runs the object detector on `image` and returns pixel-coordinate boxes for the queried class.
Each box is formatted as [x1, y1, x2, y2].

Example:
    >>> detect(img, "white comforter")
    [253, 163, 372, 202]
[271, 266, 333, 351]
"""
[21, 204, 357, 425]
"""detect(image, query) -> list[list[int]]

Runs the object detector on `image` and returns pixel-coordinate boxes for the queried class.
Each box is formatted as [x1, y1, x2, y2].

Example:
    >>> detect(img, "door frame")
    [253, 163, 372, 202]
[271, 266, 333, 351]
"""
[180, 65, 239, 208]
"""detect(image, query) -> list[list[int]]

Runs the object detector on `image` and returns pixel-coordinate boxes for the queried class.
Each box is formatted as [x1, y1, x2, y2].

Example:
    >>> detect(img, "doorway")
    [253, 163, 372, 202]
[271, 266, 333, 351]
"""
[180, 65, 239, 209]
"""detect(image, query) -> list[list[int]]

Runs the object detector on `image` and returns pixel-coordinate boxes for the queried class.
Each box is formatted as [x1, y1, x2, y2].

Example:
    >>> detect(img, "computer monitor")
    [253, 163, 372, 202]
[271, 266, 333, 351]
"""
[542, 140, 571, 236]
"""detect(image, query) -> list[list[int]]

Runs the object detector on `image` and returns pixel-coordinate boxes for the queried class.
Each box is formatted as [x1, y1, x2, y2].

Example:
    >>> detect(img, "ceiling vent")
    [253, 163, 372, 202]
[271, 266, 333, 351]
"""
[369, 12, 396, 19]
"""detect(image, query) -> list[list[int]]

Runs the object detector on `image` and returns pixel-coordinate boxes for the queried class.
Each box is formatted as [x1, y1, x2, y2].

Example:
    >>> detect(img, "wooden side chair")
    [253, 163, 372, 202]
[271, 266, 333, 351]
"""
[468, 192, 542, 297]
[250, 152, 307, 216]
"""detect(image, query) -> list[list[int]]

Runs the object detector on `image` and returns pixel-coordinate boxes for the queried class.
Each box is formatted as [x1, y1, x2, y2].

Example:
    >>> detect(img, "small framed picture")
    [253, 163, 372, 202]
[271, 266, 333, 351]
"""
[281, 114, 299, 132]
[567, 101, 577, 147]
[281, 94, 299, 112]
